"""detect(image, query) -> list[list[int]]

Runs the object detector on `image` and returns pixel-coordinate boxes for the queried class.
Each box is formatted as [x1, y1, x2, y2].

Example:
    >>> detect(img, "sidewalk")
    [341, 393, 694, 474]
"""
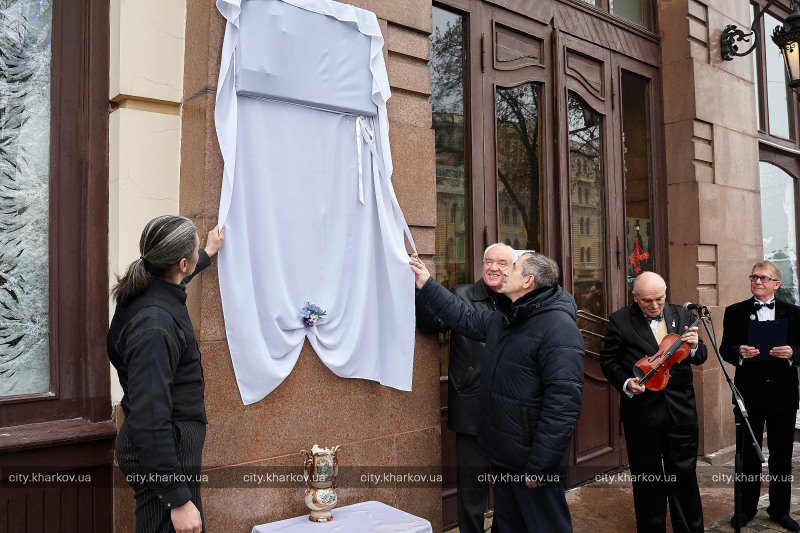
[567, 441, 800, 532]
[446, 442, 800, 532]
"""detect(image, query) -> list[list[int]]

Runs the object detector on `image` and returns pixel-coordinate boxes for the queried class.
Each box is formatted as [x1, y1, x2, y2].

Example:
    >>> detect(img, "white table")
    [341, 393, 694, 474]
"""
[251, 501, 433, 533]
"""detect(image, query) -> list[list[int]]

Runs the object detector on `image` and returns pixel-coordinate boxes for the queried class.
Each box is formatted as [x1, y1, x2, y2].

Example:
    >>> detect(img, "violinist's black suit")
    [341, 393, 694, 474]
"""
[720, 297, 800, 521]
[600, 303, 707, 533]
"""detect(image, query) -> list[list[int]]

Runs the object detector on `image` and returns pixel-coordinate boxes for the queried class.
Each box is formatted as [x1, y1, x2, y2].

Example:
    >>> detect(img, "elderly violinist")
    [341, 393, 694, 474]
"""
[600, 271, 707, 533]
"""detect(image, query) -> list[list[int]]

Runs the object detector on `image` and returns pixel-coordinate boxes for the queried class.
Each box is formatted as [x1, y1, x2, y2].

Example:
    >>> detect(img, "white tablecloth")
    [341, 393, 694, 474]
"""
[251, 501, 433, 533]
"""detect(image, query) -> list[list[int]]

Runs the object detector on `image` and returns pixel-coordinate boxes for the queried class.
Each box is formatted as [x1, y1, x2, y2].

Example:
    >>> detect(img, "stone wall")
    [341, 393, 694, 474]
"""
[177, 1, 440, 531]
[658, 0, 761, 456]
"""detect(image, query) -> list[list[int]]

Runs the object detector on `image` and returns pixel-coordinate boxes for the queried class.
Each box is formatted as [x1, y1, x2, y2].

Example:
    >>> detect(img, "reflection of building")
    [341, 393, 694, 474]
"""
[499, 190, 527, 249]
[571, 145, 604, 316]
[435, 163, 468, 287]
[433, 111, 468, 288]
[495, 90, 541, 251]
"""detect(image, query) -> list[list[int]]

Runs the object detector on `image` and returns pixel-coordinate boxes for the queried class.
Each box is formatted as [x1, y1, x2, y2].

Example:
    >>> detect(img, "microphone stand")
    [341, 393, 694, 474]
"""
[691, 305, 765, 533]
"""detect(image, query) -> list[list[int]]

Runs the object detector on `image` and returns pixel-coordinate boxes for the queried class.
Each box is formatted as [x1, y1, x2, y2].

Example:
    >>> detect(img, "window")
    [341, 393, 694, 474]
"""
[621, 71, 655, 288]
[576, 0, 652, 29]
[760, 162, 799, 304]
[431, 6, 469, 290]
[569, 93, 606, 317]
[765, 13, 793, 139]
[496, 83, 543, 250]
[0, 0, 52, 397]
[752, 2, 797, 145]
[1, 0, 112, 487]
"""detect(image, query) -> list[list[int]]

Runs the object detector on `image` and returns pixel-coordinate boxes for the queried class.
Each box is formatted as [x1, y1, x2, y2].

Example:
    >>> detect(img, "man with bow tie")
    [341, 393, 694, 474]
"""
[600, 271, 706, 532]
[721, 260, 800, 531]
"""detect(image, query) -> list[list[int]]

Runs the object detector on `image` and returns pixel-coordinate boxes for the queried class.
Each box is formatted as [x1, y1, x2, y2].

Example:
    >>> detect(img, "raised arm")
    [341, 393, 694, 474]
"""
[410, 255, 494, 342]
[182, 226, 224, 284]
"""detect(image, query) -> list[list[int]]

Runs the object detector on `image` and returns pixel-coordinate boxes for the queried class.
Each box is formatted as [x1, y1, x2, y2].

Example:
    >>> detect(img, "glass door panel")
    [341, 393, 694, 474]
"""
[495, 84, 543, 251]
[760, 161, 800, 304]
[569, 93, 607, 317]
[621, 71, 655, 295]
[431, 7, 470, 291]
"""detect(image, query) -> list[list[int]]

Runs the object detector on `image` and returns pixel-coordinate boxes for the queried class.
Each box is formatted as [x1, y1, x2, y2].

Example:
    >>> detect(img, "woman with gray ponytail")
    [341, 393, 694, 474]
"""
[108, 215, 224, 533]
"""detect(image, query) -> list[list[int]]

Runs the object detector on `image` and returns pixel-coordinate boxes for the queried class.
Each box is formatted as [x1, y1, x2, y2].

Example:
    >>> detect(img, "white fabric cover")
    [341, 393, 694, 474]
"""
[251, 500, 433, 532]
[215, 0, 416, 404]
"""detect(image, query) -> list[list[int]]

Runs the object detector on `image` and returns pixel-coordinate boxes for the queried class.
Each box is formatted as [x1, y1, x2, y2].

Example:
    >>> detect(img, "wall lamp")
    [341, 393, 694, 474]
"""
[721, 0, 800, 90]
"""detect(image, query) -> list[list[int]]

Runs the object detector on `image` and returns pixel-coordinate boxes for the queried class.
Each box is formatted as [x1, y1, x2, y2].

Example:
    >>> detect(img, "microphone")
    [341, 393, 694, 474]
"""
[683, 302, 706, 312]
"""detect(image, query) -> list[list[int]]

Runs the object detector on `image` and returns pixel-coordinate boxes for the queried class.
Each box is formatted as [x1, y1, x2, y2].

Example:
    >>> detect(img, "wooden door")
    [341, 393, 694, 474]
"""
[431, 0, 665, 525]
[553, 29, 625, 484]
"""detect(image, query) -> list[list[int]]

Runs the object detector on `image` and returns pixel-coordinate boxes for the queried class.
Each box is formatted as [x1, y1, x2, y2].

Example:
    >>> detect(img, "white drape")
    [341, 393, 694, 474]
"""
[215, 0, 416, 404]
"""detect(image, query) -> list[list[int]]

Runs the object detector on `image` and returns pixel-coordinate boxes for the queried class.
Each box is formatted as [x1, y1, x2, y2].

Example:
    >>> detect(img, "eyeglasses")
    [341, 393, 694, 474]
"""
[749, 274, 779, 283]
[483, 259, 510, 268]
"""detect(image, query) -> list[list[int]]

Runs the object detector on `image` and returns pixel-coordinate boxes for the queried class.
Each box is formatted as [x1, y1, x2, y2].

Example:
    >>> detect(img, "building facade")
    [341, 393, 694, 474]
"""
[0, 0, 795, 531]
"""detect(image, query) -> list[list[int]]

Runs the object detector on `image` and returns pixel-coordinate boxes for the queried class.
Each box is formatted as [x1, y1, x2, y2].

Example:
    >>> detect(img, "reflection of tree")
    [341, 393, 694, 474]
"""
[568, 96, 601, 163]
[569, 94, 605, 316]
[430, 19, 464, 116]
[496, 85, 541, 250]
[430, 14, 468, 289]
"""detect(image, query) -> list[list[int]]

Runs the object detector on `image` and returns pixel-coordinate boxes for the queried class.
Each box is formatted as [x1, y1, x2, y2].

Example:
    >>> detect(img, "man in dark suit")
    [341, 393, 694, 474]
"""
[416, 243, 515, 533]
[720, 260, 800, 532]
[600, 271, 706, 533]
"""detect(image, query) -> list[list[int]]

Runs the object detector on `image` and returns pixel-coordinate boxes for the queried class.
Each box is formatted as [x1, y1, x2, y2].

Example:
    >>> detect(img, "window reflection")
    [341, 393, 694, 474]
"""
[760, 162, 799, 304]
[0, 0, 53, 397]
[430, 7, 469, 378]
[765, 13, 793, 139]
[496, 84, 543, 251]
[752, 4, 762, 131]
[569, 93, 606, 317]
[431, 7, 469, 290]
[621, 72, 655, 299]
[611, 0, 647, 28]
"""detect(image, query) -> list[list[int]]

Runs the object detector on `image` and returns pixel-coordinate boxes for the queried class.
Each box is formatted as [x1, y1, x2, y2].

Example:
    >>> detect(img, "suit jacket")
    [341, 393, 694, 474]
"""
[720, 297, 800, 412]
[416, 279, 505, 435]
[600, 303, 707, 427]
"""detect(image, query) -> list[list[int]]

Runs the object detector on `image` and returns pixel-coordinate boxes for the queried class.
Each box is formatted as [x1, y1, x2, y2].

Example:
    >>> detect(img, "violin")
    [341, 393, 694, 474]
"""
[632, 316, 702, 392]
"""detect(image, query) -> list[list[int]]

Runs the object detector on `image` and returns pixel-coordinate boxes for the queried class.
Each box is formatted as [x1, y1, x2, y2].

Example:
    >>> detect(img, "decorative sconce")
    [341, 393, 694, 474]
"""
[722, 0, 800, 89]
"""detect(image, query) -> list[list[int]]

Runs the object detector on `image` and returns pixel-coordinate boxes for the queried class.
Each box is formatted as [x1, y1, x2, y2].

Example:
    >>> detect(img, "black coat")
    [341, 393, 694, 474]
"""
[416, 279, 506, 435]
[417, 278, 585, 478]
[720, 297, 800, 412]
[107, 250, 211, 508]
[600, 303, 707, 427]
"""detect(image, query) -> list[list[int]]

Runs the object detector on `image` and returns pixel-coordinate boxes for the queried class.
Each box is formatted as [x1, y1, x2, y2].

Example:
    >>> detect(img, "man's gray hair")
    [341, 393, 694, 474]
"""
[484, 242, 515, 259]
[518, 252, 560, 288]
[753, 260, 782, 281]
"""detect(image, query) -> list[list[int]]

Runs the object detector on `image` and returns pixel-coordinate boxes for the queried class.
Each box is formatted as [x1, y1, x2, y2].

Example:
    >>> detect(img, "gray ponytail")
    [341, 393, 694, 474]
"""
[111, 215, 197, 307]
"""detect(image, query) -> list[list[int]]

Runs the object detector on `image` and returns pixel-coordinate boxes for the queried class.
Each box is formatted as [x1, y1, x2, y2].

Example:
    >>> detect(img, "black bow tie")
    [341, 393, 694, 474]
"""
[649, 315, 663, 322]
[754, 301, 775, 310]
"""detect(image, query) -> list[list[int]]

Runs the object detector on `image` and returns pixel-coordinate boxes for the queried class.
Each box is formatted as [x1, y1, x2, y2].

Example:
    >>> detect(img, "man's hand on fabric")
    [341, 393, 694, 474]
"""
[409, 254, 431, 289]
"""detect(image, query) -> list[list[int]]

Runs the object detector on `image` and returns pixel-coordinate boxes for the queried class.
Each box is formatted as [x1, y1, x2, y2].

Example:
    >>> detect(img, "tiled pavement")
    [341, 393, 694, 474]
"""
[446, 442, 800, 532]
[566, 442, 800, 532]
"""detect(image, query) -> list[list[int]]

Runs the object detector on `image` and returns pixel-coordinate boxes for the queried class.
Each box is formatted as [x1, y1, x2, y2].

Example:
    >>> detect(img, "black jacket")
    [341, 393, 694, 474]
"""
[417, 278, 584, 479]
[720, 297, 800, 412]
[416, 279, 506, 435]
[108, 250, 211, 508]
[599, 303, 707, 427]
